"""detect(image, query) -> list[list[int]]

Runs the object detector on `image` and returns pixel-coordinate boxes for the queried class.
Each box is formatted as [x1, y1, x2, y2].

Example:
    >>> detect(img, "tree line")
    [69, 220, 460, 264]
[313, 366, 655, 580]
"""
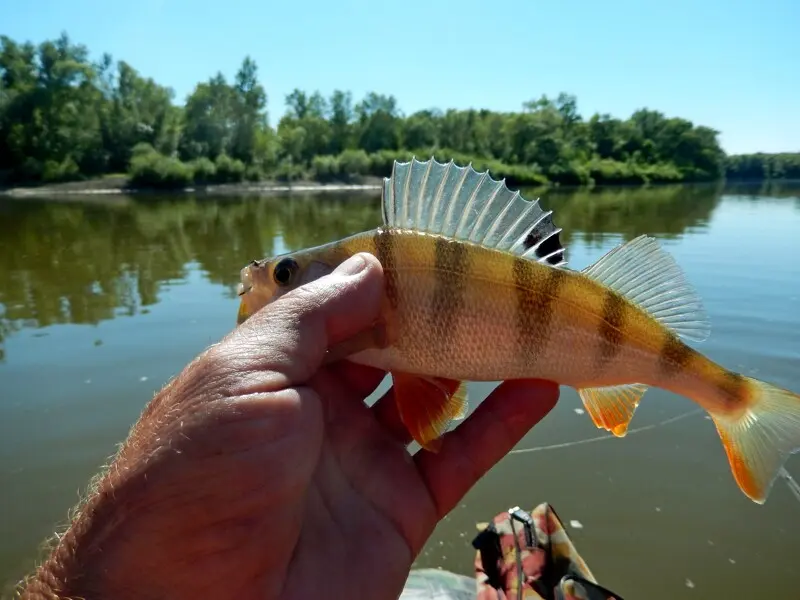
[1, 33, 797, 189]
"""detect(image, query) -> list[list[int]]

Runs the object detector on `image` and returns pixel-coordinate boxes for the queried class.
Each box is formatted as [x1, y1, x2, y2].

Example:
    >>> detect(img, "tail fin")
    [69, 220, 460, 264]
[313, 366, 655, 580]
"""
[710, 377, 800, 504]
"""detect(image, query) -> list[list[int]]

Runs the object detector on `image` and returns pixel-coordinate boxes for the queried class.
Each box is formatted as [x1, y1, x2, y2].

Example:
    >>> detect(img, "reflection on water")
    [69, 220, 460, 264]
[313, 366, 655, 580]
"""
[0, 194, 382, 360]
[1, 182, 799, 598]
[539, 183, 722, 247]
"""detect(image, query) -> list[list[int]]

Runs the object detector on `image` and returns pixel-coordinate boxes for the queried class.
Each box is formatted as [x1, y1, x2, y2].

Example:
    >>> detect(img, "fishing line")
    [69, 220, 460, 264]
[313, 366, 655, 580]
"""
[780, 468, 800, 504]
[508, 408, 800, 505]
[508, 407, 704, 455]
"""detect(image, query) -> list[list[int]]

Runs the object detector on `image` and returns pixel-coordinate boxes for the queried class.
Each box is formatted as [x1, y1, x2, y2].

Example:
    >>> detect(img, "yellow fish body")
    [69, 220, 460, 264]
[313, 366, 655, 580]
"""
[237, 157, 800, 505]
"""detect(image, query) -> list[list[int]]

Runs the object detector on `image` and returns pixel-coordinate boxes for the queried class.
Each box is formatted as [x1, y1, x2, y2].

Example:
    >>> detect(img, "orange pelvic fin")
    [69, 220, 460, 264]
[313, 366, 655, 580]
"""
[578, 384, 648, 437]
[392, 373, 469, 451]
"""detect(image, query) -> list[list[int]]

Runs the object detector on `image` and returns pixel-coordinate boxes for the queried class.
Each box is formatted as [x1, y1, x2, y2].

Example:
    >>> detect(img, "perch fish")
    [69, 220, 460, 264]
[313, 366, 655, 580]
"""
[236, 157, 800, 505]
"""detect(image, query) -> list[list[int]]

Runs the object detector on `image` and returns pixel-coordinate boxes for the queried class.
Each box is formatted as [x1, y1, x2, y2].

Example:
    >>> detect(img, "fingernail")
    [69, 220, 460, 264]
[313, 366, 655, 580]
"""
[334, 254, 367, 276]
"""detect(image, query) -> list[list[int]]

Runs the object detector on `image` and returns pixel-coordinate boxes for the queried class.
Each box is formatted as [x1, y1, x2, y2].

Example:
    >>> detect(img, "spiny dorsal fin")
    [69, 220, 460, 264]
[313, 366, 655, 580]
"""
[581, 235, 710, 342]
[382, 157, 567, 267]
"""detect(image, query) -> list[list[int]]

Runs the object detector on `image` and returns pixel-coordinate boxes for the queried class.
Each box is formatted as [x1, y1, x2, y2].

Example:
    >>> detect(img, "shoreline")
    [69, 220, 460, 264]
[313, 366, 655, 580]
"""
[1, 175, 795, 201]
[0, 176, 386, 198]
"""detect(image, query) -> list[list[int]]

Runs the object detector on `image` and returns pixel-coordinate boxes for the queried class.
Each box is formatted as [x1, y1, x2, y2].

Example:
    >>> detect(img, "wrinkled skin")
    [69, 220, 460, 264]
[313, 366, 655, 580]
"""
[20, 253, 559, 600]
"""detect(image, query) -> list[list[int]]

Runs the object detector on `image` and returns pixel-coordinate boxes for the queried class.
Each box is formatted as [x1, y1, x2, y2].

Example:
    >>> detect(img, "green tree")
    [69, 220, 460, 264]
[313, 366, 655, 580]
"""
[230, 56, 267, 164]
[354, 92, 401, 153]
[96, 58, 178, 172]
[180, 73, 237, 161]
[0, 31, 792, 189]
[328, 89, 353, 154]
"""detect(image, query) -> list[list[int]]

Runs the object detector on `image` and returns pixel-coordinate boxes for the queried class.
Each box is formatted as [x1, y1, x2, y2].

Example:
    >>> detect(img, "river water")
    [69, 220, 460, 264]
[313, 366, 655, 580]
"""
[1, 182, 799, 597]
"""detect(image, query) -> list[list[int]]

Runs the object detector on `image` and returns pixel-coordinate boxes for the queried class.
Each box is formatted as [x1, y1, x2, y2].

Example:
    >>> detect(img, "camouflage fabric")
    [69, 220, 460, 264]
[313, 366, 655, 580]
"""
[473, 503, 622, 600]
[400, 502, 623, 600]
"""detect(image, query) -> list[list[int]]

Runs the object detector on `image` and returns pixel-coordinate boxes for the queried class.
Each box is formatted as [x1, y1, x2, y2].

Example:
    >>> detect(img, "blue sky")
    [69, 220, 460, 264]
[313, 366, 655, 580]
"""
[4, 0, 798, 154]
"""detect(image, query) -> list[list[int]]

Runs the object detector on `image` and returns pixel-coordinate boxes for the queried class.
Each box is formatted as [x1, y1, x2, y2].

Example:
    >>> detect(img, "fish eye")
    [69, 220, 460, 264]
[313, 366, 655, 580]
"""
[273, 257, 299, 287]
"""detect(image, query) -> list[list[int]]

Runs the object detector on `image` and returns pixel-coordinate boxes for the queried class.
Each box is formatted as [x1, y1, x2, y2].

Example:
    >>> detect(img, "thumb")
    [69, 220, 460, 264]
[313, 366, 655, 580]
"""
[229, 252, 385, 386]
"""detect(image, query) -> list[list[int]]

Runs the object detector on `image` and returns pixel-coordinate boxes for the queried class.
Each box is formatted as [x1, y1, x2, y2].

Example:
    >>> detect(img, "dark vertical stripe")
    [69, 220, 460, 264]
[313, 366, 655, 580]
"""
[374, 228, 399, 310]
[596, 290, 627, 371]
[658, 332, 694, 378]
[717, 370, 748, 407]
[513, 260, 568, 367]
[429, 236, 470, 360]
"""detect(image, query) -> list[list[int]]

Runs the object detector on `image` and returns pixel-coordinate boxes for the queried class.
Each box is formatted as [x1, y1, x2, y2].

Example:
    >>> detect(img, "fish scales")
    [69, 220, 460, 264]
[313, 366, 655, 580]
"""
[346, 229, 676, 390]
[236, 157, 800, 506]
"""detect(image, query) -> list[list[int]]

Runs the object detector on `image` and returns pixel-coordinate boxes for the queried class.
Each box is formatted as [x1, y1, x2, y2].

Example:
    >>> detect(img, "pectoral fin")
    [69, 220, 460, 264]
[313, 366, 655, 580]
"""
[578, 383, 648, 437]
[392, 373, 469, 451]
[323, 319, 390, 365]
[450, 381, 469, 420]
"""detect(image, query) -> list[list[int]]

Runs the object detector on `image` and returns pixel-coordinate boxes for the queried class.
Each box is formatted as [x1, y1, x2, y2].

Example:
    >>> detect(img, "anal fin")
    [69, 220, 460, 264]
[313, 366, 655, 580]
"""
[578, 383, 648, 437]
[392, 373, 469, 451]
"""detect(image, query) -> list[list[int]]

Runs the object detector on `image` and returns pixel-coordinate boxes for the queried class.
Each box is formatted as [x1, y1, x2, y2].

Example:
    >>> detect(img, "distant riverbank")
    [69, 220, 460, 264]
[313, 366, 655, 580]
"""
[4, 172, 799, 201]
[0, 174, 385, 198]
[6, 145, 798, 201]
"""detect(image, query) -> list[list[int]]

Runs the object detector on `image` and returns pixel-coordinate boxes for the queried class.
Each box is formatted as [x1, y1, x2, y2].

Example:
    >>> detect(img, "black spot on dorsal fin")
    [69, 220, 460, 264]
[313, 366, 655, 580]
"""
[523, 213, 565, 266]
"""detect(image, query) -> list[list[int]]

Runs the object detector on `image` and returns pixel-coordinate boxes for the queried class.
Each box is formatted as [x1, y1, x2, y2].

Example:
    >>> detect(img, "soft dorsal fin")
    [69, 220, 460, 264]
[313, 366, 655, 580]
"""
[581, 235, 711, 342]
[382, 157, 567, 267]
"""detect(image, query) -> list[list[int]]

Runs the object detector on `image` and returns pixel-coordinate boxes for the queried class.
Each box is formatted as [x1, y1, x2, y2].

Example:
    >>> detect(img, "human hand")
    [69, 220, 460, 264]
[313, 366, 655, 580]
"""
[21, 253, 559, 600]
